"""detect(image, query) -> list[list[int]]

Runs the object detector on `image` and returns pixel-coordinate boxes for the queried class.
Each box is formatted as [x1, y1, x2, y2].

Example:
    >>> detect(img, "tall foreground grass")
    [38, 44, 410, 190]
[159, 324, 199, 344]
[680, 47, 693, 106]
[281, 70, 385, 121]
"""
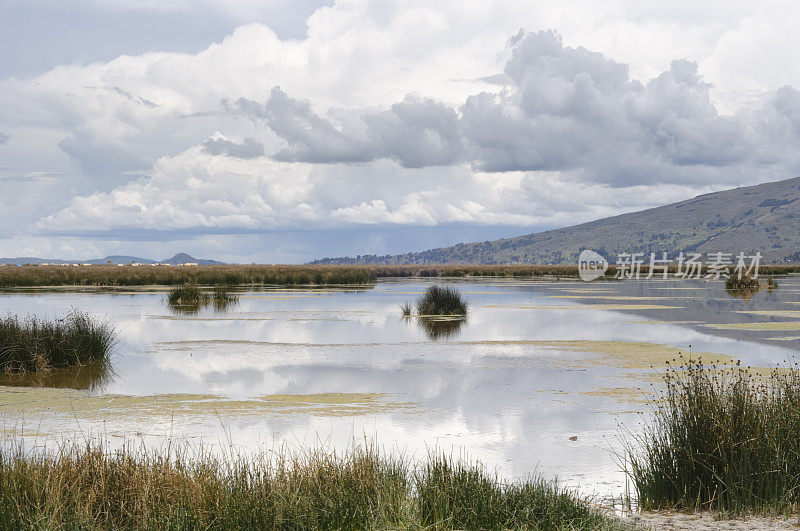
[627, 359, 800, 514]
[0, 443, 629, 530]
[0, 311, 114, 373]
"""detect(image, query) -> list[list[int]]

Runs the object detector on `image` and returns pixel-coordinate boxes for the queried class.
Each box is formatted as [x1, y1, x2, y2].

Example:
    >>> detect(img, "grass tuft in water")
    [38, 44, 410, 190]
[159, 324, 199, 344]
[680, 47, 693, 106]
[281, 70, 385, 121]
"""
[0, 441, 630, 529]
[724, 274, 763, 300]
[627, 358, 800, 514]
[0, 311, 115, 373]
[416, 286, 468, 316]
[167, 285, 239, 314]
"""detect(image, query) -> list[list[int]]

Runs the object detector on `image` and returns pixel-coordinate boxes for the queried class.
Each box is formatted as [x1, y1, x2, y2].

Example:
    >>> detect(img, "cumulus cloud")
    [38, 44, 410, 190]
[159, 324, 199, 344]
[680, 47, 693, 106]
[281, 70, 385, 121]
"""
[8, 1, 800, 262]
[235, 30, 800, 186]
[31, 27, 800, 243]
[233, 88, 464, 167]
[37, 140, 712, 235]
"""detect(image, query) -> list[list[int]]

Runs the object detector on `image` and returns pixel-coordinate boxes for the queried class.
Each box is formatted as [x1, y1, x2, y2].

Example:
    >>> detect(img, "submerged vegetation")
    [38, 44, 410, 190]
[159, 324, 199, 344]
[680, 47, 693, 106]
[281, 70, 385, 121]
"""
[0, 442, 628, 530]
[627, 359, 800, 514]
[0, 311, 115, 373]
[167, 284, 239, 314]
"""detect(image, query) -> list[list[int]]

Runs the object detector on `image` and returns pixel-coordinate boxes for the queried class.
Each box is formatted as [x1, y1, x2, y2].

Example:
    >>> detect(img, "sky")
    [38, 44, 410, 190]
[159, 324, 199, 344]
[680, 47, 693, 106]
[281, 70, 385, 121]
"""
[2, 1, 800, 263]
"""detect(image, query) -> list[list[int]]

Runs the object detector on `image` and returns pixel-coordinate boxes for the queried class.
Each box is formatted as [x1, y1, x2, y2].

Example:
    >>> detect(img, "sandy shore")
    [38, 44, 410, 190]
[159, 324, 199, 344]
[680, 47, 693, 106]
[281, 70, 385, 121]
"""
[627, 512, 799, 529]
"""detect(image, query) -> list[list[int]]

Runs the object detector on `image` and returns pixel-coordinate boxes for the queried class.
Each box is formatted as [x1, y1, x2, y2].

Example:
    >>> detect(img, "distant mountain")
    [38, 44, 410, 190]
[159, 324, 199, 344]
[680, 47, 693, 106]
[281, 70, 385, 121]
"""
[0, 253, 226, 266]
[83, 255, 158, 265]
[160, 253, 225, 266]
[311, 176, 800, 265]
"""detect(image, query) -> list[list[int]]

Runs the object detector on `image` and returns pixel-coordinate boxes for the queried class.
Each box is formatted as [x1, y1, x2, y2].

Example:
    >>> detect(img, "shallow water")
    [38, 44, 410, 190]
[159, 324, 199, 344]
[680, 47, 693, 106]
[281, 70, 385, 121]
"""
[1, 277, 798, 502]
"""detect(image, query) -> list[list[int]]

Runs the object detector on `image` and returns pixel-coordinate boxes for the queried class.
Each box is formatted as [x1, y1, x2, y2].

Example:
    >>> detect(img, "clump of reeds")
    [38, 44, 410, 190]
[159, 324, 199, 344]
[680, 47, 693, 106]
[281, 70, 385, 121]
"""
[766, 276, 778, 292]
[168, 284, 207, 306]
[211, 286, 239, 311]
[400, 301, 413, 317]
[0, 441, 627, 529]
[167, 285, 239, 313]
[627, 358, 800, 514]
[0, 311, 115, 373]
[416, 286, 468, 316]
[724, 274, 763, 300]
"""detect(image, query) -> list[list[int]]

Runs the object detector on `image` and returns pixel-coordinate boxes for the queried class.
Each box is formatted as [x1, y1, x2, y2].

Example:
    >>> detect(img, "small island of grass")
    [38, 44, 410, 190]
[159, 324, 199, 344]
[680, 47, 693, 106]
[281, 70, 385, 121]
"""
[403, 285, 468, 317]
[0, 311, 115, 373]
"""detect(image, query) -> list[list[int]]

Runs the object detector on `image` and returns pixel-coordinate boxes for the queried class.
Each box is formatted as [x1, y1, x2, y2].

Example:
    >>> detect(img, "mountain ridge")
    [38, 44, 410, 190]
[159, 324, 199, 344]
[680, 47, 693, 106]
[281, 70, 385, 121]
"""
[310, 176, 800, 265]
[0, 253, 226, 266]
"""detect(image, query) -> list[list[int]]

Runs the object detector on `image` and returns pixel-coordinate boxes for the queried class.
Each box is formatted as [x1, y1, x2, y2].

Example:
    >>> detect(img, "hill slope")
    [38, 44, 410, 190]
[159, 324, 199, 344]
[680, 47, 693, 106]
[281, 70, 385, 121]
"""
[312, 177, 800, 265]
[0, 253, 225, 266]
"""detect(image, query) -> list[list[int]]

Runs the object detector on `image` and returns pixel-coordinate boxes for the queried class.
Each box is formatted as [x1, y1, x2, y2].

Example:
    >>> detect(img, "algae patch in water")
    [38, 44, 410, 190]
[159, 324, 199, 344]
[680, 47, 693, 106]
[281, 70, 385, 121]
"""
[735, 310, 800, 319]
[704, 322, 800, 331]
[0, 388, 417, 420]
[463, 340, 729, 370]
[484, 304, 683, 310]
[534, 340, 731, 370]
[626, 320, 702, 325]
[545, 295, 693, 301]
[581, 387, 650, 405]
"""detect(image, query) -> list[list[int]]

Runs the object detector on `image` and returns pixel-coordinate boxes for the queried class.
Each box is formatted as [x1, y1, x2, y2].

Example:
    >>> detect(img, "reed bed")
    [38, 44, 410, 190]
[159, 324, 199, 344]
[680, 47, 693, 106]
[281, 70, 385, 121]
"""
[0, 442, 629, 530]
[0, 311, 115, 373]
[0, 265, 377, 288]
[1, 264, 798, 288]
[627, 359, 800, 515]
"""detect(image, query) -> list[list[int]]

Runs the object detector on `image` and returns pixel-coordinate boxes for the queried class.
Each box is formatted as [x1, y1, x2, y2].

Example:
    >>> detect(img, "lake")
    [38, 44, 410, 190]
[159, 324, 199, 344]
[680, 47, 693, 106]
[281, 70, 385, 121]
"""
[1, 276, 798, 504]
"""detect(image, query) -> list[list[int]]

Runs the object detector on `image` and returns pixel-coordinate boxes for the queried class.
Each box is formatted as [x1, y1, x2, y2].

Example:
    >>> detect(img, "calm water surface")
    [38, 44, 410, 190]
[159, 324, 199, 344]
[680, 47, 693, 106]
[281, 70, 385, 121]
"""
[1, 277, 799, 501]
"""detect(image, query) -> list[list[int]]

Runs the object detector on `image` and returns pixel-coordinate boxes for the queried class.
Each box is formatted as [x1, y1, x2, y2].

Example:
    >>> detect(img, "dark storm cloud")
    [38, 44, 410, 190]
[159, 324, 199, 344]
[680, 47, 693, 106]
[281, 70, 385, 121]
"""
[233, 87, 465, 168]
[202, 137, 265, 159]
[234, 30, 800, 186]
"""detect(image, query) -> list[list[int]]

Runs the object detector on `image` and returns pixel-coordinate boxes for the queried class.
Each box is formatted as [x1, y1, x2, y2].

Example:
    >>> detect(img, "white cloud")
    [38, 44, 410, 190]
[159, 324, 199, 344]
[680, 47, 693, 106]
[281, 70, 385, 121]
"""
[37, 134, 714, 235]
[5, 1, 800, 260]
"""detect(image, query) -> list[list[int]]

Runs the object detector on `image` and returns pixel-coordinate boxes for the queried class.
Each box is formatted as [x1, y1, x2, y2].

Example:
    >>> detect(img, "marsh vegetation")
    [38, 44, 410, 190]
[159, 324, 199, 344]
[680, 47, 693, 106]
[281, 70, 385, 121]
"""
[0, 311, 114, 373]
[2, 264, 799, 288]
[416, 286, 468, 316]
[167, 284, 239, 313]
[401, 286, 469, 339]
[627, 359, 800, 514]
[0, 442, 629, 530]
